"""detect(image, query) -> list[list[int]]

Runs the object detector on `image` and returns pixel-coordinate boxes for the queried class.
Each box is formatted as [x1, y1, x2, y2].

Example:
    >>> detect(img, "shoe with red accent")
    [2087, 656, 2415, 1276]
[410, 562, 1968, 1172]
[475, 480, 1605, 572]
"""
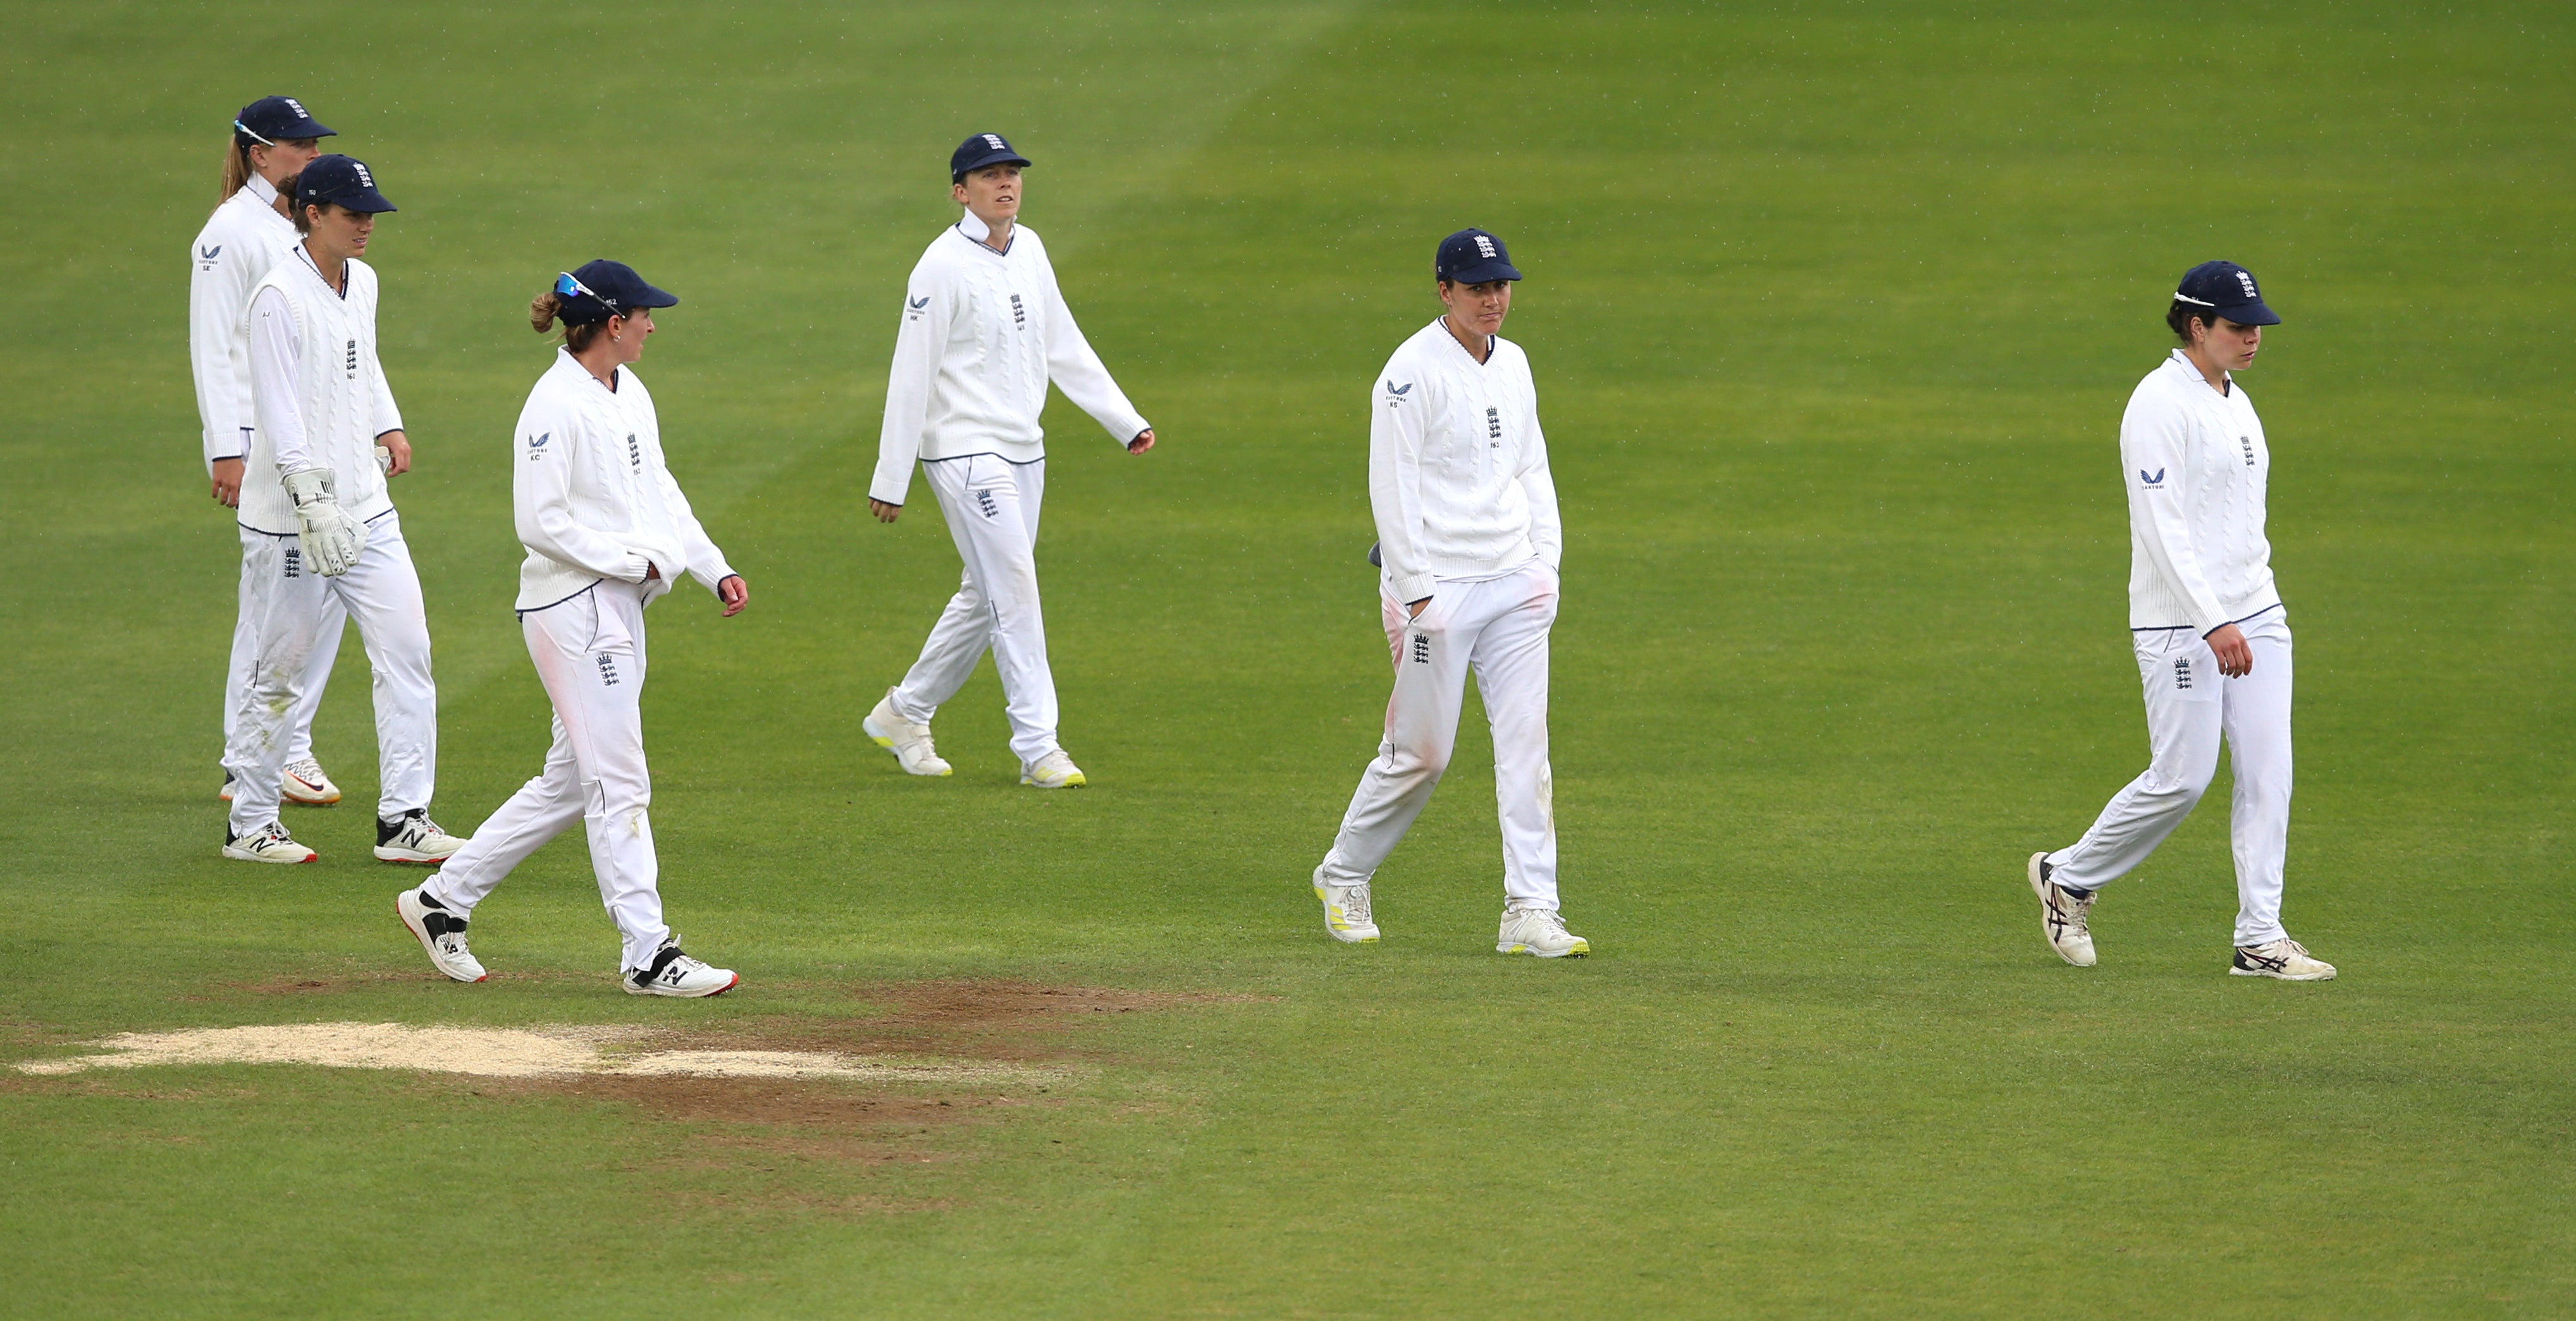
[222, 820, 316, 864]
[283, 758, 343, 806]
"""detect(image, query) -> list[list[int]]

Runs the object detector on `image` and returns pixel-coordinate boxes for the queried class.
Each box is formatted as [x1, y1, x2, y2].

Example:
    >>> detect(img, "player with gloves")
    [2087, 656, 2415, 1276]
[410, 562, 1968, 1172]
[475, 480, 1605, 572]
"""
[861, 133, 1156, 789]
[2026, 261, 2334, 981]
[221, 155, 462, 866]
[190, 95, 350, 809]
[1310, 229, 1586, 958]
[395, 261, 748, 998]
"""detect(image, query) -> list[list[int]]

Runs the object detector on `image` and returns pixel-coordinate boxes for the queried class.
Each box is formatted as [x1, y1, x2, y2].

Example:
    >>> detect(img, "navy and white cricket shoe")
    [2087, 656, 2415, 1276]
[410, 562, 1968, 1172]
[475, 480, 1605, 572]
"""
[624, 937, 738, 998]
[2231, 938, 2336, 981]
[2028, 851, 2097, 967]
[375, 809, 465, 864]
[223, 821, 316, 864]
[396, 885, 486, 983]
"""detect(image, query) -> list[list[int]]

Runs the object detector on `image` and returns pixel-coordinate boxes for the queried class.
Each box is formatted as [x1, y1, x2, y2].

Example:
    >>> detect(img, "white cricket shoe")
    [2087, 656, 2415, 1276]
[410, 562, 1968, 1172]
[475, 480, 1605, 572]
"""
[1312, 867, 1379, 943]
[395, 885, 486, 983]
[283, 758, 343, 806]
[863, 691, 951, 777]
[624, 937, 739, 997]
[376, 809, 466, 864]
[218, 773, 235, 802]
[2231, 938, 2337, 981]
[2028, 851, 2097, 967]
[1021, 749, 1087, 789]
[1497, 905, 1589, 958]
[223, 821, 316, 864]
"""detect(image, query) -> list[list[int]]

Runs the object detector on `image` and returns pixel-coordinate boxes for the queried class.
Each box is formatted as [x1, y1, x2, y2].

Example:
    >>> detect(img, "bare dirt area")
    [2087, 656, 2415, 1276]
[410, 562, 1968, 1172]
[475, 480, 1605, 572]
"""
[690, 979, 1260, 1062]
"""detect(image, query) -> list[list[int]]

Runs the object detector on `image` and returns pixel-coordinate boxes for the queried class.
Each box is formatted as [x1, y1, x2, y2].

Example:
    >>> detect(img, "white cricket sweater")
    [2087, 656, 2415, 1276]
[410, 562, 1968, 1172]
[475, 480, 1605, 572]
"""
[1369, 319, 1563, 605]
[2122, 348, 2282, 634]
[511, 348, 735, 612]
[868, 219, 1149, 506]
[238, 245, 405, 536]
[187, 174, 302, 470]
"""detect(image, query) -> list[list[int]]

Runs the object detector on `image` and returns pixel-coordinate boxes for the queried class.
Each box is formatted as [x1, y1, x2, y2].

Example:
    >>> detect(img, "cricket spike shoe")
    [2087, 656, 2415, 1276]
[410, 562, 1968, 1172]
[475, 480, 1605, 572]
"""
[376, 809, 467, 864]
[1021, 749, 1087, 789]
[2230, 938, 2337, 981]
[395, 885, 486, 983]
[1497, 904, 1589, 958]
[282, 758, 343, 806]
[863, 690, 952, 777]
[1312, 867, 1380, 943]
[2028, 852, 2097, 967]
[624, 937, 739, 997]
[223, 820, 317, 864]
[218, 773, 235, 802]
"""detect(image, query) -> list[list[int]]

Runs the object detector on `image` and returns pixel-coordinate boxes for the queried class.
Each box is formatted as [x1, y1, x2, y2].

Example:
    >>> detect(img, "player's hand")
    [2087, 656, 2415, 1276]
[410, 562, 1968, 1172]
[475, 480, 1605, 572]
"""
[211, 457, 244, 508]
[868, 498, 901, 524]
[2207, 624, 2252, 677]
[718, 575, 748, 617]
[1128, 428, 1156, 455]
[377, 430, 413, 477]
[1407, 597, 1431, 620]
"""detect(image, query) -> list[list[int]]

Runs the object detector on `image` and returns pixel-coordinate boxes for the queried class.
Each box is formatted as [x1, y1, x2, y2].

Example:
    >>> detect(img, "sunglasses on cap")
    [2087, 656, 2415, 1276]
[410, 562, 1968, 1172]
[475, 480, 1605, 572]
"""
[555, 271, 621, 311]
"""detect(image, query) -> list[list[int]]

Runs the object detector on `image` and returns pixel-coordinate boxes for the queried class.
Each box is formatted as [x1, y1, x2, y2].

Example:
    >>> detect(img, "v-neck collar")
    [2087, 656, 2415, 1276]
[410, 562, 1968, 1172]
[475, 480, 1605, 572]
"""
[1436, 317, 1494, 367]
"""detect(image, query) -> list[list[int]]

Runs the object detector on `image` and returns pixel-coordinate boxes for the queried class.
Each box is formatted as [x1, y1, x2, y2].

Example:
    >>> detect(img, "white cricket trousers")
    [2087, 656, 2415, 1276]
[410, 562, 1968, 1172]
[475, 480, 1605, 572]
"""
[428, 581, 672, 973]
[1319, 560, 1562, 911]
[2049, 608, 2293, 947]
[223, 513, 436, 835]
[888, 454, 1062, 766]
[225, 560, 343, 766]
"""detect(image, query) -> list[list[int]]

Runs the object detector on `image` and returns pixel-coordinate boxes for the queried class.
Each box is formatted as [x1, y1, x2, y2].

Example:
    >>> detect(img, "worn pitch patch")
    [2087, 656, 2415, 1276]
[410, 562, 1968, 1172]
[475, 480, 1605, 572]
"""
[13, 1023, 1066, 1084]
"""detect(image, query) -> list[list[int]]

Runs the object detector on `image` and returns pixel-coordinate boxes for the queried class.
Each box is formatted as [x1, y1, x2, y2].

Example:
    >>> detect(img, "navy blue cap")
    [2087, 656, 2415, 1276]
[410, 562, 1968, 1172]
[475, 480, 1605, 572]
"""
[1436, 228, 1520, 285]
[553, 260, 679, 325]
[2174, 260, 2280, 327]
[951, 132, 1030, 182]
[292, 155, 395, 214]
[235, 95, 335, 145]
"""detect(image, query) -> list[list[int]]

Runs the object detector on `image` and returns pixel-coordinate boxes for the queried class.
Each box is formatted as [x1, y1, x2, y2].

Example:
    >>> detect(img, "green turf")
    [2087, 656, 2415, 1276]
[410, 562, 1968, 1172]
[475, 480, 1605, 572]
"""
[2, 1, 2570, 1315]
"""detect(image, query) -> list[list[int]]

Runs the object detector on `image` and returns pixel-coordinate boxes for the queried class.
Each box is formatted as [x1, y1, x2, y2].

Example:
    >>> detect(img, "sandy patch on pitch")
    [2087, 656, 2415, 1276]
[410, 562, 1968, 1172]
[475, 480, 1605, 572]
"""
[13, 1022, 1067, 1085]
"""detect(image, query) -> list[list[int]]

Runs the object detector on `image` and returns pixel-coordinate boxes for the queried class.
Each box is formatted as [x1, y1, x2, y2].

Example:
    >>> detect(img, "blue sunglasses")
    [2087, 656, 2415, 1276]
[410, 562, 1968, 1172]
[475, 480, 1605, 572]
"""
[554, 271, 620, 311]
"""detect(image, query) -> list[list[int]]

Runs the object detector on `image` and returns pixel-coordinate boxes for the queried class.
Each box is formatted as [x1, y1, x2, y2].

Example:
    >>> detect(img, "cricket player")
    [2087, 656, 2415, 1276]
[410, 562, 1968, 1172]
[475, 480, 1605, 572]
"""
[191, 95, 347, 808]
[861, 132, 1156, 789]
[222, 156, 462, 867]
[2026, 261, 2334, 981]
[1311, 228, 1585, 957]
[395, 262, 746, 997]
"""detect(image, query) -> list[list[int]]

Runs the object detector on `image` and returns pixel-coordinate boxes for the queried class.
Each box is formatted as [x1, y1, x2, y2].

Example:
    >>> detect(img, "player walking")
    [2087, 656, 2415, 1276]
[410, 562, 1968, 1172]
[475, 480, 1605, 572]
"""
[221, 156, 462, 866]
[395, 262, 746, 997]
[1310, 229, 1584, 957]
[191, 95, 347, 809]
[861, 133, 1156, 789]
[2026, 261, 2334, 981]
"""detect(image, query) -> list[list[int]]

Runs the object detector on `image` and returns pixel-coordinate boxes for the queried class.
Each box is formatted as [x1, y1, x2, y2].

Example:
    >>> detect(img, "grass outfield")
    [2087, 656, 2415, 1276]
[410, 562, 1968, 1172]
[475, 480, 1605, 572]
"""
[2, 1, 2570, 1315]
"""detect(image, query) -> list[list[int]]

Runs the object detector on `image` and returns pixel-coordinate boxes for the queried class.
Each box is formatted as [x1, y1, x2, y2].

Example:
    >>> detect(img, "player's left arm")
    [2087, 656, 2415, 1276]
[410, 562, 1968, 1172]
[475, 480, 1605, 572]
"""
[366, 315, 410, 476]
[1516, 369, 1563, 572]
[1038, 263, 1152, 453]
[650, 462, 747, 616]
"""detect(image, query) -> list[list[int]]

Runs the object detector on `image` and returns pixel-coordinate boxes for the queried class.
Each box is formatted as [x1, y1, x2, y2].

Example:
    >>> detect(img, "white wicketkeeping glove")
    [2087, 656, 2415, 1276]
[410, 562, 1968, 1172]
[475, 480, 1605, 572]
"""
[281, 467, 366, 577]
